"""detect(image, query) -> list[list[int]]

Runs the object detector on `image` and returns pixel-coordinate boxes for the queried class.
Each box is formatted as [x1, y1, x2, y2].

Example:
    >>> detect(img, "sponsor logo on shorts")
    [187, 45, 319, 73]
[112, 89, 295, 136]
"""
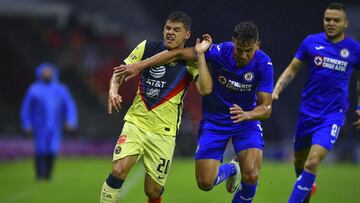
[157, 176, 166, 180]
[117, 135, 127, 144]
[115, 146, 122, 154]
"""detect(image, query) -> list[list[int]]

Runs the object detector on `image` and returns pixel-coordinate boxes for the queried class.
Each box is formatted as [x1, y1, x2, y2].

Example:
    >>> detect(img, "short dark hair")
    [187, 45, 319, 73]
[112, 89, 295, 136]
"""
[326, 2, 346, 12]
[166, 11, 191, 31]
[325, 2, 347, 19]
[233, 22, 259, 44]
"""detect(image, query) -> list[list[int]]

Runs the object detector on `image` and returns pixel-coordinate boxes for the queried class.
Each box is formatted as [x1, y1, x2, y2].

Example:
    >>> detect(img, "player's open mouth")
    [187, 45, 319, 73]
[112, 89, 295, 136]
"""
[166, 36, 175, 42]
[326, 27, 335, 32]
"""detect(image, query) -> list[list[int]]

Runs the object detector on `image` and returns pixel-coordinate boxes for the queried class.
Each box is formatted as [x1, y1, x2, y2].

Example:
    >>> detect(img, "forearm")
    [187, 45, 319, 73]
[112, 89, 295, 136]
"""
[196, 53, 212, 95]
[246, 104, 272, 121]
[109, 74, 125, 94]
[274, 68, 296, 95]
[139, 48, 196, 70]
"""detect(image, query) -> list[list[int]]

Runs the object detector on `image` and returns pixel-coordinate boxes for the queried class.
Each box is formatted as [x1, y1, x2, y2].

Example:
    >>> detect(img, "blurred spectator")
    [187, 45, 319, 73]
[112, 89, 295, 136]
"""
[20, 62, 78, 181]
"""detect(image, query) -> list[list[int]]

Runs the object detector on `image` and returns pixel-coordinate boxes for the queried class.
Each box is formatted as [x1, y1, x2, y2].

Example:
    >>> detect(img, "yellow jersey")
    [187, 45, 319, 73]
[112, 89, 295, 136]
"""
[123, 40, 198, 136]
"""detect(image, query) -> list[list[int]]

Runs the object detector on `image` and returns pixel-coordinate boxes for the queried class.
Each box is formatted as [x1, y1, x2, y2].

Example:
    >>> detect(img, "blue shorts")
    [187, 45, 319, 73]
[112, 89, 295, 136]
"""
[194, 123, 264, 161]
[294, 113, 344, 151]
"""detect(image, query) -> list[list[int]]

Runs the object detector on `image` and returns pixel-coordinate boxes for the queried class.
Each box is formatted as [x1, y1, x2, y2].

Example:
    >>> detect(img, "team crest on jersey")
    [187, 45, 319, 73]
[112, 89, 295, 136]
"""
[218, 76, 227, 84]
[244, 72, 254, 82]
[340, 48, 349, 58]
[314, 56, 323, 66]
[150, 66, 166, 78]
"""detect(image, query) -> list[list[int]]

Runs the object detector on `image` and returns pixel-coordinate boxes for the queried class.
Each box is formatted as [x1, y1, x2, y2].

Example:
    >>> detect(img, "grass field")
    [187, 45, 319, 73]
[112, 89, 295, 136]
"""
[0, 157, 359, 203]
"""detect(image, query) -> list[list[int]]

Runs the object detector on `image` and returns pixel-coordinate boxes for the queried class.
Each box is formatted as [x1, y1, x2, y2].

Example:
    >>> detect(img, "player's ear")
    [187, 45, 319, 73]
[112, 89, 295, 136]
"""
[185, 31, 191, 40]
[344, 19, 349, 29]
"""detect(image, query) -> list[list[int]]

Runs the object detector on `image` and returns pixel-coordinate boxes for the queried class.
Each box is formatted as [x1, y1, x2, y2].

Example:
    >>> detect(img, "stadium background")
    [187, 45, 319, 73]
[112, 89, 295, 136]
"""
[0, 0, 360, 202]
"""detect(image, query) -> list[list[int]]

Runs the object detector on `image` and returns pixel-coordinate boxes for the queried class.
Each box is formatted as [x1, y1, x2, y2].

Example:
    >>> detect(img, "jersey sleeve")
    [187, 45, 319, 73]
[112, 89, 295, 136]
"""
[186, 61, 199, 79]
[354, 45, 360, 71]
[205, 43, 222, 62]
[294, 36, 311, 61]
[124, 40, 147, 64]
[257, 59, 274, 94]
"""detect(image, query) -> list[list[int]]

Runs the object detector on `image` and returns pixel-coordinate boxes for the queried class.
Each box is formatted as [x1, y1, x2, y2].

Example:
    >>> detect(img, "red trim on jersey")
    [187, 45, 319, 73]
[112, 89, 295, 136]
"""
[151, 74, 192, 110]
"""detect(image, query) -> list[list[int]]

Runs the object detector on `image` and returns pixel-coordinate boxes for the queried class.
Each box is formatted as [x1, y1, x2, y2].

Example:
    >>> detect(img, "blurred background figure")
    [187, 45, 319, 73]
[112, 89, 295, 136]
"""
[20, 62, 78, 181]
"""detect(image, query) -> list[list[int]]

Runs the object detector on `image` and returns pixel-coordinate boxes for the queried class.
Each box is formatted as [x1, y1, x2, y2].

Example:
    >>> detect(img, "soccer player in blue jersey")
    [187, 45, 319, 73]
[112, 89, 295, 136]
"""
[115, 22, 274, 203]
[101, 11, 212, 203]
[273, 3, 360, 203]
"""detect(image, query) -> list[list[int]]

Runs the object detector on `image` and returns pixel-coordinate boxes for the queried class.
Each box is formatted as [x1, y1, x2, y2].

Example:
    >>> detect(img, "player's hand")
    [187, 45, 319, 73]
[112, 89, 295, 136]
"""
[195, 34, 212, 54]
[352, 110, 360, 129]
[113, 64, 141, 82]
[230, 104, 250, 123]
[272, 92, 279, 100]
[108, 90, 122, 114]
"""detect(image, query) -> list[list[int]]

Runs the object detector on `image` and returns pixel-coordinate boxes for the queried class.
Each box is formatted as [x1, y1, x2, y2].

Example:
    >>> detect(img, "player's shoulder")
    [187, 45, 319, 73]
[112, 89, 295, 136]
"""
[255, 50, 272, 65]
[209, 41, 232, 53]
[304, 32, 325, 42]
[343, 36, 360, 52]
[142, 40, 166, 56]
[143, 40, 163, 49]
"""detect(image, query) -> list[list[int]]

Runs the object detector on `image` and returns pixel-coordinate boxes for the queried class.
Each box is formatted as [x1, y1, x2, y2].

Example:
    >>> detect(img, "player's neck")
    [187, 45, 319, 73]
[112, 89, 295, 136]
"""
[327, 32, 345, 44]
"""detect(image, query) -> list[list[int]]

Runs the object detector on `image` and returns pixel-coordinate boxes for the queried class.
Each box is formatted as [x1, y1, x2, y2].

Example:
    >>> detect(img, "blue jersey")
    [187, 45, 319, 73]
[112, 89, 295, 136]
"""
[295, 33, 360, 118]
[201, 42, 274, 131]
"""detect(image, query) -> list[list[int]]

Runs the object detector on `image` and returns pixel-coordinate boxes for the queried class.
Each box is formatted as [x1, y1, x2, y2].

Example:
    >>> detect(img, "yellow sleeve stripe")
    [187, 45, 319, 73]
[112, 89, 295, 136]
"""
[124, 40, 147, 64]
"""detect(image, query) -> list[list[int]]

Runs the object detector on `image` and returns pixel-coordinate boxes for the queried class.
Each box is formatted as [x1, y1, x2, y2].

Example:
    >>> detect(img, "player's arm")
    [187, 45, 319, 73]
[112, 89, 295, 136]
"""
[113, 48, 197, 82]
[230, 92, 272, 123]
[272, 58, 305, 100]
[194, 34, 213, 95]
[108, 73, 125, 114]
[353, 71, 360, 129]
[108, 40, 146, 114]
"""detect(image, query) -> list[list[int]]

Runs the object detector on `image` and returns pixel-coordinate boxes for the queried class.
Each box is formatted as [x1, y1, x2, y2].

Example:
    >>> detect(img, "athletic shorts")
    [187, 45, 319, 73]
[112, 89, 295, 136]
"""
[113, 122, 175, 186]
[194, 123, 264, 161]
[294, 113, 344, 151]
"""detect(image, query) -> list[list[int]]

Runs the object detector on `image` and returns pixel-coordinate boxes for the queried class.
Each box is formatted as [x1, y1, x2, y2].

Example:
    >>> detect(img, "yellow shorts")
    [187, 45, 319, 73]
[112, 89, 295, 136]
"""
[113, 122, 176, 186]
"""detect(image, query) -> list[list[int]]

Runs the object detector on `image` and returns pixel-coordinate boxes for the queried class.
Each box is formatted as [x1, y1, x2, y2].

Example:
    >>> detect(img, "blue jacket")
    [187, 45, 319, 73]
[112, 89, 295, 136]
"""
[20, 63, 78, 137]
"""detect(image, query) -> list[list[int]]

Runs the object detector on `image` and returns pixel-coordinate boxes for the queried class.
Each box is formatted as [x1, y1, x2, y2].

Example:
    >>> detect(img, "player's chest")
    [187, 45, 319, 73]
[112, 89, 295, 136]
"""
[308, 43, 355, 73]
[141, 62, 189, 89]
[212, 66, 257, 92]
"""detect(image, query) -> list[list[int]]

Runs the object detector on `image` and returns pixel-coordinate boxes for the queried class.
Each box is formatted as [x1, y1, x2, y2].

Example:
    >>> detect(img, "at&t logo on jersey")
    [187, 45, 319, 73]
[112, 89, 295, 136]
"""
[313, 55, 348, 72]
[150, 66, 166, 78]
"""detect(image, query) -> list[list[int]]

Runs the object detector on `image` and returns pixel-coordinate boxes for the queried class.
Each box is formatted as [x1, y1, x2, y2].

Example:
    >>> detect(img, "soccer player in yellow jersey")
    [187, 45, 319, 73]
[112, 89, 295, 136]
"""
[100, 11, 212, 203]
